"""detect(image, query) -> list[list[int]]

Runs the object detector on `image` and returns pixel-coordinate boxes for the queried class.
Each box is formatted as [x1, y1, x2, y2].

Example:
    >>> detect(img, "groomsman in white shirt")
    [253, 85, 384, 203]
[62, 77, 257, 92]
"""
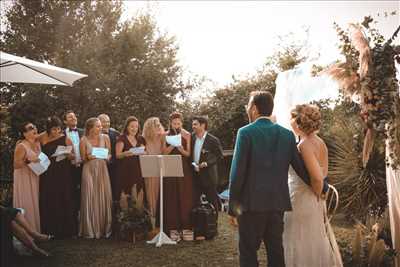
[63, 110, 84, 226]
[191, 116, 224, 213]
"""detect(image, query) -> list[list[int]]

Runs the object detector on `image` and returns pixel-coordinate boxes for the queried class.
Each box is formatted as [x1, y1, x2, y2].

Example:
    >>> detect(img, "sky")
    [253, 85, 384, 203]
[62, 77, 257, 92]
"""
[122, 1, 399, 88]
[1, 0, 398, 90]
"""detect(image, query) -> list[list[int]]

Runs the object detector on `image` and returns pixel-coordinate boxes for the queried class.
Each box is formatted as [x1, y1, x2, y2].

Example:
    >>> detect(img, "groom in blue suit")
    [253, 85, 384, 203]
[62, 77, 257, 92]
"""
[228, 91, 311, 267]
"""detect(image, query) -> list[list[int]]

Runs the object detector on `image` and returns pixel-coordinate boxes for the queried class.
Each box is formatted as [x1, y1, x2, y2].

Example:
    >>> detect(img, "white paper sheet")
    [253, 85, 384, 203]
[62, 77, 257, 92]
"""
[91, 147, 109, 159]
[192, 162, 200, 172]
[51, 145, 73, 162]
[28, 152, 50, 175]
[51, 145, 72, 157]
[129, 146, 146, 155]
[166, 134, 181, 147]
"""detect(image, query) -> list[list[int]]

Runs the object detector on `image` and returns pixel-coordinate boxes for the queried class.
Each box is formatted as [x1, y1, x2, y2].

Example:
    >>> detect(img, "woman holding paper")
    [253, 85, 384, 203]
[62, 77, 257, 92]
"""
[38, 116, 76, 238]
[163, 112, 194, 241]
[13, 122, 42, 232]
[79, 117, 113, 239]
[115, 116, 146, 200]
[142, 117, 166, 231]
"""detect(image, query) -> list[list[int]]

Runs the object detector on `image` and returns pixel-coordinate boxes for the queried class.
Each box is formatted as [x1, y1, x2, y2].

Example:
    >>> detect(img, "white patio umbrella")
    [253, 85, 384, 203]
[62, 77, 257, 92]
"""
[0, 51, 87, 86]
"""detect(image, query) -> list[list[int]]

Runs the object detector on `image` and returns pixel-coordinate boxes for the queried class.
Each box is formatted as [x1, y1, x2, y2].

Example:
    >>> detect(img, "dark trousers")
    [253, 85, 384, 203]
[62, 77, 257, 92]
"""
[193, 172, 220, 213]
[107, 162, 116, 200]
[71, 165, 82, 225]
[238, 211, 285, 267]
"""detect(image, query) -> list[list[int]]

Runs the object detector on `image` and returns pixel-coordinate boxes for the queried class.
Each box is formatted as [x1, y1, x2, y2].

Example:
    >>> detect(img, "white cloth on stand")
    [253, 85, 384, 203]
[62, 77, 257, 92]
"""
[386, 138, 400, 267]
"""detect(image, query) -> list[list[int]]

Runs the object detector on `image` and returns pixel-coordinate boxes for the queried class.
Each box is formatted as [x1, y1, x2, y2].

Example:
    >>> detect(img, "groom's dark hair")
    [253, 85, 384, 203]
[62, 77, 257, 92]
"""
[250, 91, 274, 116]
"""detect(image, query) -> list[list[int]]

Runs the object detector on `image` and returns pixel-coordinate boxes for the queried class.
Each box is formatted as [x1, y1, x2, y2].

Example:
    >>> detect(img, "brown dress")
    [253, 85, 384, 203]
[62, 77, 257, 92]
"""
[39, 136, 76, 238]
[79, 134, 112, 239]
[164, 136, 194, 233]
[114, 135, 146, 199]
[13, 141, 41, 233]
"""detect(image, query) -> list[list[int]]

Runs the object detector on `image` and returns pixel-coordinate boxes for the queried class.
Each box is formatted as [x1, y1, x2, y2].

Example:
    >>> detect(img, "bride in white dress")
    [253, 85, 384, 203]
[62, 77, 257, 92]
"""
[282, 104, 343, 267]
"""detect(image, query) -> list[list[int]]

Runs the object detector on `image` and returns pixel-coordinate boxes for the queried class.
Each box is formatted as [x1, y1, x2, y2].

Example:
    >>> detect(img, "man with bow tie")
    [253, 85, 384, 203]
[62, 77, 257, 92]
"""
[63, 110, 84, 229]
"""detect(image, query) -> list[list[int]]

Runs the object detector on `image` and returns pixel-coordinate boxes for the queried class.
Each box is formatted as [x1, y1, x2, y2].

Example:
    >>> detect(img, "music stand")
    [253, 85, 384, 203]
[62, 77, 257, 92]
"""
[139, 154, 184, 247]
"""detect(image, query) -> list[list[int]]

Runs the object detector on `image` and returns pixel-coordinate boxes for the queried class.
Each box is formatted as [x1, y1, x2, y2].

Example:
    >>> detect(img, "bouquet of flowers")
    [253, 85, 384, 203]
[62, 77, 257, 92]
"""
[116, 185, 152, 242]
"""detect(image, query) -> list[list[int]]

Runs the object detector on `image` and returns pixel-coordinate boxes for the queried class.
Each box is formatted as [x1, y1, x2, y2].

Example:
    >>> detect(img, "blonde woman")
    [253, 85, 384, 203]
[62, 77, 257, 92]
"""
[79, 118, 112, 239]
[142, 117, 166, 230]
[283, 104, 343, 267]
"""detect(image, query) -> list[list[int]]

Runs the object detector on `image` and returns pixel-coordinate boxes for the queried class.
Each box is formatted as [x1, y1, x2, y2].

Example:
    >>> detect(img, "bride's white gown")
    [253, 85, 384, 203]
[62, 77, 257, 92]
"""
[275, 63, 343, 266]
[283, 166, 343, 267]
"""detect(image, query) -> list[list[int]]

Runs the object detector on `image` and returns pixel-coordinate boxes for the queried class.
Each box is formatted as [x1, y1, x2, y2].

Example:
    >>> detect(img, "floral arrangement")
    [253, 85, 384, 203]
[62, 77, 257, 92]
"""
[322, 15, 400, 169]
[116, 185, 152, 242]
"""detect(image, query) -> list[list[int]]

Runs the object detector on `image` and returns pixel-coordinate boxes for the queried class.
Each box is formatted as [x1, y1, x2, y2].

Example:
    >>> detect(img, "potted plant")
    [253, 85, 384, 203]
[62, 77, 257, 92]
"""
[116, 185, 152, 243]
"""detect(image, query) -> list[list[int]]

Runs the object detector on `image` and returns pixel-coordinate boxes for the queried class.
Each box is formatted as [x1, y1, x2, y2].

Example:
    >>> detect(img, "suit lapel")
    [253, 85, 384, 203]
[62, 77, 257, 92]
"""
[191, 133, 196, 161]
[199, 134, 210, 163]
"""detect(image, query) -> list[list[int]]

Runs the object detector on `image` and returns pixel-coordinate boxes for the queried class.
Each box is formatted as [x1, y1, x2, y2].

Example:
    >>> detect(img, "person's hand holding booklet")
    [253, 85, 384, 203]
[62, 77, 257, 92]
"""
[28, 152, 51, 175]
[166, 134, 181, 147]
[51, 145, 73, 162]
[91, 147, 109, 160]
[128, 146, 146, 155]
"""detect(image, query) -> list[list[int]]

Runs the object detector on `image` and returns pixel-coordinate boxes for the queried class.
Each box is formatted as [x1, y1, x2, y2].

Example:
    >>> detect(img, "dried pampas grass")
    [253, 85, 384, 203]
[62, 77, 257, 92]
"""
[362, 129, 375, 168]
[368, 240, 386, 267]
[349, 23, 371, 79]
[323, 62, 361, 96]
[352, 224, 363, 265]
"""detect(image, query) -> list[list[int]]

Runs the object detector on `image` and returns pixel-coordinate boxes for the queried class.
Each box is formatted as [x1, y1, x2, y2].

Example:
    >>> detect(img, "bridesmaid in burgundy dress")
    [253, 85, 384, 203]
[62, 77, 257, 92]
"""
[115, 116, 146, 201]
[39, 116, 76, 238]
[163, 112, 194, 241]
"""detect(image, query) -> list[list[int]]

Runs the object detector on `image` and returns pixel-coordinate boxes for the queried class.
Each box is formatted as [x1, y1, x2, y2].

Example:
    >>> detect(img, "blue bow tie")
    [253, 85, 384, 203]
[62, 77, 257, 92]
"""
[69, 128, 78, 132]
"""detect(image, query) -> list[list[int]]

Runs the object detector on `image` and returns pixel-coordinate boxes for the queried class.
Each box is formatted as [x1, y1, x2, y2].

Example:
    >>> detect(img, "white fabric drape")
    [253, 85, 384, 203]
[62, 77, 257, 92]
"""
[386, 139, 400, 267]
[274, 62, 339, 130]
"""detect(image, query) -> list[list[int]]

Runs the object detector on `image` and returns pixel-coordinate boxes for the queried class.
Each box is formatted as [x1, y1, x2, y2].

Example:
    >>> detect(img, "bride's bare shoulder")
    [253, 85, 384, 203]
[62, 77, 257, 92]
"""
[298, 136, 326, 152]
[298, 138, 312, 150]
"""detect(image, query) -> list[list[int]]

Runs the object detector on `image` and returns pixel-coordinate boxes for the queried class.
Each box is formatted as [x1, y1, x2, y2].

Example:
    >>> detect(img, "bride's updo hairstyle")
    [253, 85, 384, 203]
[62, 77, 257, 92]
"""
[290, 104, 322, 135]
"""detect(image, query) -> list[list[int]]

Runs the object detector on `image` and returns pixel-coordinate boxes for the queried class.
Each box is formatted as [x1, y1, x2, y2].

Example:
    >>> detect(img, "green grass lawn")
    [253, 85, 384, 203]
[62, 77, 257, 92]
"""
[12, 213, 355, 267]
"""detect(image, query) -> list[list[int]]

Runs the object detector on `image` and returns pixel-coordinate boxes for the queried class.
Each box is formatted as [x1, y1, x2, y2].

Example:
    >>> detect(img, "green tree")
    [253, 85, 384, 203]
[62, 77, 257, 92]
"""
[197, 32, 309, 149]
[0, 0, 188, 179]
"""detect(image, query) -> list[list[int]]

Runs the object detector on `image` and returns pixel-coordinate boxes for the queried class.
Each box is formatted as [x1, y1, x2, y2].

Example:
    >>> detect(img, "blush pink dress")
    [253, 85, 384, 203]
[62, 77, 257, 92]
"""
[13, 141, 41, 233]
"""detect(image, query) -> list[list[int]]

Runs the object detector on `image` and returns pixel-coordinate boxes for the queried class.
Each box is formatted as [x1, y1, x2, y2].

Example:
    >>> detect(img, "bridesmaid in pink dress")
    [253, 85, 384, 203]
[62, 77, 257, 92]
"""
[13, 122, 41, 233]
[142, 117, 166, 230]
[79, 118, 113, 239]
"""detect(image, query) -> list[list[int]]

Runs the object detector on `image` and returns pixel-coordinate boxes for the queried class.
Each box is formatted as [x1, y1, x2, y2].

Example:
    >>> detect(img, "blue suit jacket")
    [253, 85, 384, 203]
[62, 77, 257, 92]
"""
[228, 118, 310, 216]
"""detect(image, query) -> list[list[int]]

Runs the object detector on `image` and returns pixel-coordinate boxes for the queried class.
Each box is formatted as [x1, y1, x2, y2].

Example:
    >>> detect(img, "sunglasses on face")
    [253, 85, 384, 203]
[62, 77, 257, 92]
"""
[25, 125, 37, 132]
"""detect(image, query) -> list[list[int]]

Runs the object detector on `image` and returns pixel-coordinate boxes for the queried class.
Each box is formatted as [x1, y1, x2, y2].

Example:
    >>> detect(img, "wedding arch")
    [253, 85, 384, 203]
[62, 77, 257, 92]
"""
[275, 16, 400, 266]
[326, 19, 399, 267]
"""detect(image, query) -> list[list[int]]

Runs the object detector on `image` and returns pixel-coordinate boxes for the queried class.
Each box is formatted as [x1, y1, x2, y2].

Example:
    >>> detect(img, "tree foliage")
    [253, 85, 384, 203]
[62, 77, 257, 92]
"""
[193, 33, 309, 149]
[0, 0, 188, 179]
